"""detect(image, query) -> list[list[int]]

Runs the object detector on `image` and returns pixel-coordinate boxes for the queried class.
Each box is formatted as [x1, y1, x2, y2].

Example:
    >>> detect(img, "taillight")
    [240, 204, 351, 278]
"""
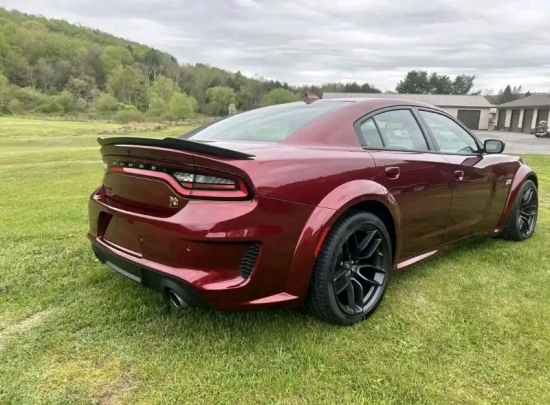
[173, 171, 237, 190]
[106, 160, 251, 200]
[173, 167, 250, 199]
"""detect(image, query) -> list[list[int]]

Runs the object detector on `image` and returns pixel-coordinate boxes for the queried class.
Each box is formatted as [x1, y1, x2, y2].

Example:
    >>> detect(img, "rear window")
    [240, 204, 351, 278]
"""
[186, 101, 350, 142]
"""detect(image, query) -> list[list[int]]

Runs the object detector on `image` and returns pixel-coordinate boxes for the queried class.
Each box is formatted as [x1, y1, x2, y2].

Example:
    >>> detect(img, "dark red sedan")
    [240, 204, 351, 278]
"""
[88, 97, 539, 326]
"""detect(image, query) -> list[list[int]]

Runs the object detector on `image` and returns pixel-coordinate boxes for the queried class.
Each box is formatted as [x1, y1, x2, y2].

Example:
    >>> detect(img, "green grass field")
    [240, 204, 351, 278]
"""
[1, 117, 549, 405]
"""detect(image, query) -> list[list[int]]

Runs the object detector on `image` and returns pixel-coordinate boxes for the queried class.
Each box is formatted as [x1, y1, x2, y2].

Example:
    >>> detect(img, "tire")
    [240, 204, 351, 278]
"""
[306, 211, 393, 326]
[500, 179, 538, 241]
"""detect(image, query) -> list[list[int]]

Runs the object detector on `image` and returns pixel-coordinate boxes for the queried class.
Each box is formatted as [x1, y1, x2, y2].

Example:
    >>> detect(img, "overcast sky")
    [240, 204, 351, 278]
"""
[2, 0, 549, 92]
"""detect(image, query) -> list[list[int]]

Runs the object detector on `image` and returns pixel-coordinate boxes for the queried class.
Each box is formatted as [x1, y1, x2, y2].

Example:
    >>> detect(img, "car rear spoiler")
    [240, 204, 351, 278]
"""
[97, 136, 255, 159]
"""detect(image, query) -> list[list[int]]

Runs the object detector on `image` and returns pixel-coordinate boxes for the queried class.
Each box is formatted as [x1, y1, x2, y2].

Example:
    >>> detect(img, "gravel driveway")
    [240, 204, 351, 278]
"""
[474, 130, 550, 155]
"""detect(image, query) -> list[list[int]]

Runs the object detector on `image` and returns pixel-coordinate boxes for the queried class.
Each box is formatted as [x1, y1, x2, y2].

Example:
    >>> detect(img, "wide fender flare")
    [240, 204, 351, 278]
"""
[498, 165, 538, 227]
[284, 180, 402, 300]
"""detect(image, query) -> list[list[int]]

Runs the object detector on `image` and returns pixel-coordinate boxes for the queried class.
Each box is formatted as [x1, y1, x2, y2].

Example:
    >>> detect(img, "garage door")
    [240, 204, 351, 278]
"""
[457, 110, 481, 130]
[536, 109, 549, 126]
[522, 109, 534, 133]
[497, 110, 506, 129]
[510, 110, 521, 132]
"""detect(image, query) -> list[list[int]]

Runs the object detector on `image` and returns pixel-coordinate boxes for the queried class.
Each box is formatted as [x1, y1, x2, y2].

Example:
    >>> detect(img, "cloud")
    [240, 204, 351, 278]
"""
[1, 0, 550, 92]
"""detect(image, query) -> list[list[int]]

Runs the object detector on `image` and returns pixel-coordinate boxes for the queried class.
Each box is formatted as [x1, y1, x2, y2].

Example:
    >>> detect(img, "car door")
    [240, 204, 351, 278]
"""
[416, 108, 508, 243]
[356, 108, 455, 260]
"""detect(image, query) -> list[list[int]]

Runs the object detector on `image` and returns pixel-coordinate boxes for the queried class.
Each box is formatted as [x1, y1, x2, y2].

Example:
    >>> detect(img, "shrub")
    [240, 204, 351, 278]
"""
[114, 109, 144, 124]
[147, 95, 166, 118]
[168, 92, 197, 120]
[118, 103, 138, 111]
[74, 98, 88, 112]
[34, 99, 63, 114]
[11, 87, 46, 110]
[161, 112, 178, 122]
[7, 99, 25, 114]
[95, 93, 119, 112]
[55, 90, 76, 112]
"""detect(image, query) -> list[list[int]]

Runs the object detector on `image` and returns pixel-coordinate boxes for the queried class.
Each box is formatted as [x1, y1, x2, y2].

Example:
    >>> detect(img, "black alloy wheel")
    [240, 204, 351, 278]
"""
[333, 226, 388, 316]
[306, 211, 392, 326]
[517, 184, 538, 238]
[501, 179, 538, 241]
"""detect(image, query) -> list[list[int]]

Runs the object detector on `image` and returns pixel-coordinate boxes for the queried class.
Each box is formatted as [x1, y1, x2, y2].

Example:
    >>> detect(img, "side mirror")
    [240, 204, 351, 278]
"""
[484, 139, 505, 154]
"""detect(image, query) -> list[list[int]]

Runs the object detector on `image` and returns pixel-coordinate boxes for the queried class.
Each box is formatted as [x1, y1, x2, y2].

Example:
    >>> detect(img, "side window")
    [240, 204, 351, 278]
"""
[372, 110, 429, 151]
[419, 110, 480, 154]
[359, 118, 384, 148]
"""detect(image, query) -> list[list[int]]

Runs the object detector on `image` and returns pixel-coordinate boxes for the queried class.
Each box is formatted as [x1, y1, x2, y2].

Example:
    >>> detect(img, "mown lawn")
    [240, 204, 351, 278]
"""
[1, 116, 549, 405]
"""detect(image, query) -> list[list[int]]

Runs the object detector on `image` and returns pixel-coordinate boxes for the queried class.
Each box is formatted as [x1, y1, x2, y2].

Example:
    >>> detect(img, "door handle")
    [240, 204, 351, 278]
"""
[385, 167, 400, 179]
[454, 170, 464, 181]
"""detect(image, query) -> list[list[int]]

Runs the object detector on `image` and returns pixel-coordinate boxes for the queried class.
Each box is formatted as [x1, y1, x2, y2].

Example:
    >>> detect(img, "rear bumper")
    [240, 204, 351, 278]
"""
[88, 189, 321, 311]
[92, 243, 208, 308]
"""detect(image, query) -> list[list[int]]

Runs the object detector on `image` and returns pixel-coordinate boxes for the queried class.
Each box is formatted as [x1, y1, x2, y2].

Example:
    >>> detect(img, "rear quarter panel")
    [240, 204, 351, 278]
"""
[241, 148, 380, 205]
[241, 149, 403, 301]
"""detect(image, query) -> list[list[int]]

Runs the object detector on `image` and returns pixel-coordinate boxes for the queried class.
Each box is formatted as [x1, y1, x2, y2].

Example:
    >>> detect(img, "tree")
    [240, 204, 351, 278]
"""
[396, 70, 430, 94]
[491, 85, 527, 104]
[53, 60, 73, 90]
[107, 66, 148, 109]
[25, 64, 37, 89]
[360, 83, 381, 93]
[237, 84, 254, 111]
[0, 73, 9, 112]
[261, 88, 300, 106]
[79, 44, 105, 88]
[34, 58, 57, 91]
[150, 75, 178, 104]
[396, 70, 478, 95]
[251, 73, 266, 107]
[168, 92, 197, 120]
[67, 75, 97, 101]
[3, 50, 29, 87]
[147, 95, 167, 117]
[451, 74, 477, 95]
[344, 82, 362, 92]
[100, 46, 133, 74]
[94, 93, 119, 113]
[141, 48, 165, 82]
[429, 72, 453, 94]
[205, 86, 237, 116]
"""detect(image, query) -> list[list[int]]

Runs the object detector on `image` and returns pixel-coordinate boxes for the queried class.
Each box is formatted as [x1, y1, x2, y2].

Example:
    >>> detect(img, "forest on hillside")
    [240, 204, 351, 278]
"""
[0, 8, 531, 122]
[0, 7, 382, 122]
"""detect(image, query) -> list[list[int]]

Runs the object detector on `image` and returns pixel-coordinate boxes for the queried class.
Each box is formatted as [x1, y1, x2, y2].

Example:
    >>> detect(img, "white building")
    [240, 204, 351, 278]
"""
[496, 94, 550, 133]
[322, 92, 495, 130]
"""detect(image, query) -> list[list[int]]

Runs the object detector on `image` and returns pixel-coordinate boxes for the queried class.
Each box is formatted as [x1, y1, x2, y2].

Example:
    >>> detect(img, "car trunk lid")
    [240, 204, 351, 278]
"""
[96, 136, 259, 254]
[98, 136, 257, 213]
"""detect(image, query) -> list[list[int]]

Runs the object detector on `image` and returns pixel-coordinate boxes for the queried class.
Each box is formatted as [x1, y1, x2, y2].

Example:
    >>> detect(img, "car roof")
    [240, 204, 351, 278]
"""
[283, 97, 446, 148]
[313, 97, 442, 110]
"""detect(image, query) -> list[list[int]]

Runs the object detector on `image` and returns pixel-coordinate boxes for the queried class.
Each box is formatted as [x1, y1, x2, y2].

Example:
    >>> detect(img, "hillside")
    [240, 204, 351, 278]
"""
[0, 7, 380, 120]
